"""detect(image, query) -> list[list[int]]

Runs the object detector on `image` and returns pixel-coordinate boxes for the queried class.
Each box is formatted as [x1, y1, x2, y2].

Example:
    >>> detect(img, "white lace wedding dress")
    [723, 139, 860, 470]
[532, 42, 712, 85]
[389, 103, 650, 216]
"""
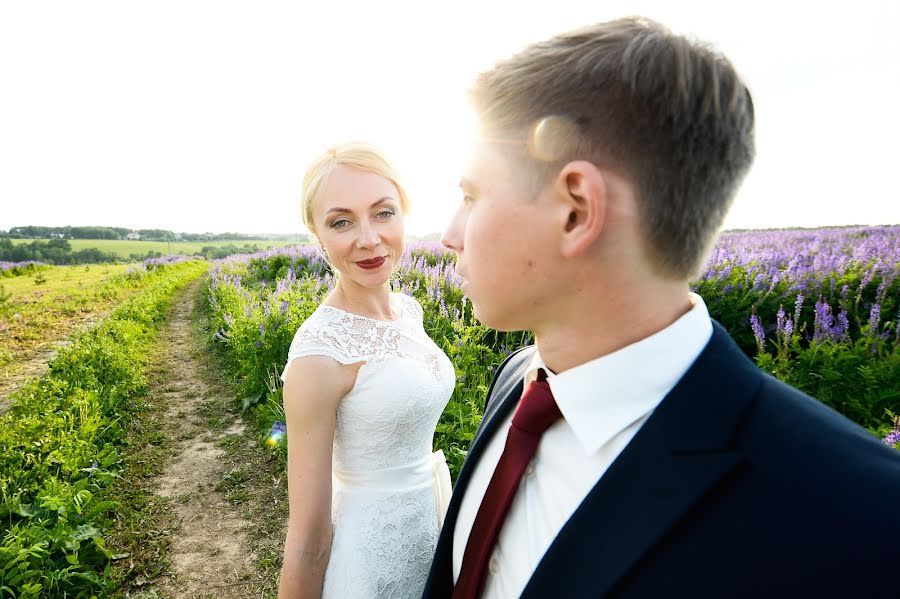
[281, 292, 456, 598]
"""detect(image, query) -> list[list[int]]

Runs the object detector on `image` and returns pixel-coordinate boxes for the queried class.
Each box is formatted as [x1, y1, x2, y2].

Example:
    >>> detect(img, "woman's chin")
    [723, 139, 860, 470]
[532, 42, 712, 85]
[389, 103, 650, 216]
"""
[344, 270, 393, 289]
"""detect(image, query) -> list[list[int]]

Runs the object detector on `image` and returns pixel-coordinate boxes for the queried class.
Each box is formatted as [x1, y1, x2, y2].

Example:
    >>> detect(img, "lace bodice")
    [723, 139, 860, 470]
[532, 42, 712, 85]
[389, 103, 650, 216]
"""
[281, 292, 456, 598]
[283, 292, 454, 472]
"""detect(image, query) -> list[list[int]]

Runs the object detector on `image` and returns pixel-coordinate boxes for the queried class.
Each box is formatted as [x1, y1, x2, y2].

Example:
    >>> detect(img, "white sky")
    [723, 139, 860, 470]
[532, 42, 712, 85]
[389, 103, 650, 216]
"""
[1, 0, 898, 236]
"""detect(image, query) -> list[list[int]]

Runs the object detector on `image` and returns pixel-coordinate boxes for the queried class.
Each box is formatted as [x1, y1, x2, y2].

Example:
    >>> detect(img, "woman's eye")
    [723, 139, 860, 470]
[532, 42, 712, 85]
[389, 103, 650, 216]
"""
[462, 194, 475, 205]
[376, 210, 395, 219]
[330, 219, 350, 229]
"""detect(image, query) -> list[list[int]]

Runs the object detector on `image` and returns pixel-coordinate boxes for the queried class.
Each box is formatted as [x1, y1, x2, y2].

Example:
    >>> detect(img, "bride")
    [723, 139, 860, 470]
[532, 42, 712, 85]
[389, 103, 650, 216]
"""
[278, 142, 455, 598]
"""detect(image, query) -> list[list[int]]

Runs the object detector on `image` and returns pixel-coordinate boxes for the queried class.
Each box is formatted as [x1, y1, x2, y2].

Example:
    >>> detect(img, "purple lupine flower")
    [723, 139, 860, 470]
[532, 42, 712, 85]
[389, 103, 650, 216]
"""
[884, 428, 900, 447]
[867, 304, 881, 337]
[833, 309, 850, 342]
[875, 276, 892, 303]
[260, 324, 266, 336]
[776, 307, 786, 337]
[280, 300, 289, 314]
[752, 272, 766, 291]
[750, 314, 765, 352]
[793, 293, 804, 330]
[813, 300, 834, 342]
[783, 318, 794, 338]
[857, 270, 874, 294]
[0, 260, 45, 272]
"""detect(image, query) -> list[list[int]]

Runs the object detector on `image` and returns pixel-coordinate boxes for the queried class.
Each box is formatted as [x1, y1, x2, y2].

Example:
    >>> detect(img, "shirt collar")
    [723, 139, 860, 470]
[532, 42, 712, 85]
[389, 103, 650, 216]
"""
[524, 293, 714, 455]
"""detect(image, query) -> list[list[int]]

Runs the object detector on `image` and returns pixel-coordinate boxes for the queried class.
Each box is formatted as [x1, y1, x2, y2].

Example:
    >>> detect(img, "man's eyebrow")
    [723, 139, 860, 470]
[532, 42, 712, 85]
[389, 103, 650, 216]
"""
[325, 197, 396, 214]
[459, 178, 478, 193]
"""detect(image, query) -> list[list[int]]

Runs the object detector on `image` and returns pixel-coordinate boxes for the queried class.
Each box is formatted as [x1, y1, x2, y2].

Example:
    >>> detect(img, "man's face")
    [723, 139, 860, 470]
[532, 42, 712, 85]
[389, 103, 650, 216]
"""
[441, 143, 557, 331]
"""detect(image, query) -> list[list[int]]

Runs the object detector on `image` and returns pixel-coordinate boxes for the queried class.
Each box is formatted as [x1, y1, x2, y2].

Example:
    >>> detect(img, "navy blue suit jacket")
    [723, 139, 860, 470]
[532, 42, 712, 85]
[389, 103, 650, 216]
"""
[423, 322, 900, 598]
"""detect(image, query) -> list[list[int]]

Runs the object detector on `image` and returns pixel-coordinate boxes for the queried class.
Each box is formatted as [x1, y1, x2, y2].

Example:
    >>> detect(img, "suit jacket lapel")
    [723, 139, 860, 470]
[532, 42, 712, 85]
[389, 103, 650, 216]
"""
[522, 323, 761, 598]
[453, 346, 535, 510]
[424, 346, 535, 597]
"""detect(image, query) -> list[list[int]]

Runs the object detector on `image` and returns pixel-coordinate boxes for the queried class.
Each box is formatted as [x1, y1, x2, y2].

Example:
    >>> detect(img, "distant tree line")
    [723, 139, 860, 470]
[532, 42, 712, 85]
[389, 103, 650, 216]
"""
[0, 239, 122, 264]
[6, 226, 133, 239]
[0, 238, 304, 265]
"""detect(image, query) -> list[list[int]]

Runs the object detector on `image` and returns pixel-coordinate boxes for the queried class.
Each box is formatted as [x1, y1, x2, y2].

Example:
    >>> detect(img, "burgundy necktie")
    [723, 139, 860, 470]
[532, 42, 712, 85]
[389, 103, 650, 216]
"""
[453, 368, 562, 598]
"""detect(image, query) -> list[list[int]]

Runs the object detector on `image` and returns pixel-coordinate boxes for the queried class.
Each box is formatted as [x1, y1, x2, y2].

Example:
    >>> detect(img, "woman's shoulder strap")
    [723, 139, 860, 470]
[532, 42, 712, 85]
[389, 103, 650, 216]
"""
[280, 311, 364, 381]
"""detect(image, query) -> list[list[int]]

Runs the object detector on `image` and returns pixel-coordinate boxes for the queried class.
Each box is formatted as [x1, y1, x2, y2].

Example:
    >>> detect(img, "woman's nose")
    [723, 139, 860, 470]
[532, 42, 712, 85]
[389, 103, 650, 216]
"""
[356, 222, 380, 248]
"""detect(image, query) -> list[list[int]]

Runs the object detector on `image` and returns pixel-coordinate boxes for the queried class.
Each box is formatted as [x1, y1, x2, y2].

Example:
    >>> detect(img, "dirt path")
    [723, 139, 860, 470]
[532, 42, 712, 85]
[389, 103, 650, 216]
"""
[146, 277, 273, 598]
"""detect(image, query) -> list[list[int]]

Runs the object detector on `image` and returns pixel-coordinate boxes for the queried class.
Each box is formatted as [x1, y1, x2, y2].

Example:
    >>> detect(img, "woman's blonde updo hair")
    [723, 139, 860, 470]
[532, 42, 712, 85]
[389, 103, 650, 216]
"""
[301, 142, 411, 238]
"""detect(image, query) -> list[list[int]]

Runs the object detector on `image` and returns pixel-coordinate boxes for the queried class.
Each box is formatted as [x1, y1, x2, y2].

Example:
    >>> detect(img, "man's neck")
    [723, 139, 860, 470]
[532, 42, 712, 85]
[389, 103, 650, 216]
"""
[533, 282, 694, 375]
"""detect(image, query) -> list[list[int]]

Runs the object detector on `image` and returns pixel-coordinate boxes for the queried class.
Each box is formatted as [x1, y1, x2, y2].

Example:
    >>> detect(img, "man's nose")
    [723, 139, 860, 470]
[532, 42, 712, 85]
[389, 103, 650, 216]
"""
[441, 208, 465, 253]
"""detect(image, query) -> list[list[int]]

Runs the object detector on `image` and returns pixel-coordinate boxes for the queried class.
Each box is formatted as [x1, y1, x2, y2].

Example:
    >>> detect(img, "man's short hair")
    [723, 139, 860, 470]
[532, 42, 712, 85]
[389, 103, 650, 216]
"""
[470, 17, 755, 279]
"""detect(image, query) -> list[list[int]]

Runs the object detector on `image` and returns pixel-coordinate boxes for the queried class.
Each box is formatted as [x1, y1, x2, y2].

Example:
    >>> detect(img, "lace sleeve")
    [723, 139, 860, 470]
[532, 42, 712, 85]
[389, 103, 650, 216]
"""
[400, 293, 424, 322]
[280, 318, 364, 382]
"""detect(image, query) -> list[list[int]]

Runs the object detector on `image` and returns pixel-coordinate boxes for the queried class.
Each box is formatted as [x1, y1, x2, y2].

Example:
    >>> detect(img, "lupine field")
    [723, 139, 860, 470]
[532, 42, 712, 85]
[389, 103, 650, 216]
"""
[1, 226, 898, 597]
[206, 225, 900, 480]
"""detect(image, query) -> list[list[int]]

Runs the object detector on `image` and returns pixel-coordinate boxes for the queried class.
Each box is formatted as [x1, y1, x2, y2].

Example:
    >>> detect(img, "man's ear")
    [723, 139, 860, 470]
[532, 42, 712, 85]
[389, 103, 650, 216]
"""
[554, 160, 606, 258]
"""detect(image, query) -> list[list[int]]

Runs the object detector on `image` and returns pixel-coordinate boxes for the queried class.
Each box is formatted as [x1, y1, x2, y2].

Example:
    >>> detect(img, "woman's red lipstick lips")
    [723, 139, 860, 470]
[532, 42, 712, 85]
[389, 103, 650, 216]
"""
[355, 256, 386, 270]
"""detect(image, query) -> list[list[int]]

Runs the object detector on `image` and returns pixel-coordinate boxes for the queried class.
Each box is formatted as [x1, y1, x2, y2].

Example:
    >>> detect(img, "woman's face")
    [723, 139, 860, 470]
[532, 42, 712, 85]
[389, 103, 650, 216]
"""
[314, 165, 405, 288]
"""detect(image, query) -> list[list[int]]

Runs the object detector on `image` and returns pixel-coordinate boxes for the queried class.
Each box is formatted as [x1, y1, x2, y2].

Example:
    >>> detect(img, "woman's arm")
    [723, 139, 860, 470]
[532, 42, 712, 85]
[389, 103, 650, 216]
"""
[278, 355, 360, 599]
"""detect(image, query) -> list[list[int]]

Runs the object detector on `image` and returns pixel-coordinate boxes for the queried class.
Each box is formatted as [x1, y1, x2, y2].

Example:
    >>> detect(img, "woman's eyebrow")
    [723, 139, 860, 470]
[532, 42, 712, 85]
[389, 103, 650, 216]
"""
[326, 197, 396, 214]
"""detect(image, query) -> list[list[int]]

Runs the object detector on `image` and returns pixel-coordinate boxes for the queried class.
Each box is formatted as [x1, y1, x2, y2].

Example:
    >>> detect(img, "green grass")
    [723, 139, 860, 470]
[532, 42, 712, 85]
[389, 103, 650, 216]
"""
[0, 260, 208, 597]
[0, 264, 140, 371]
[9, 238, 304, 258]
[0, 263, 132, 298]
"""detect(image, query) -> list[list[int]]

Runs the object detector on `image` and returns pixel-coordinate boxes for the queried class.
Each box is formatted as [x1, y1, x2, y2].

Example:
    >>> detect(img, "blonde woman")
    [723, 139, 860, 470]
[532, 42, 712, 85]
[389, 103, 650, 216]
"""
[278, 143, 454, 598]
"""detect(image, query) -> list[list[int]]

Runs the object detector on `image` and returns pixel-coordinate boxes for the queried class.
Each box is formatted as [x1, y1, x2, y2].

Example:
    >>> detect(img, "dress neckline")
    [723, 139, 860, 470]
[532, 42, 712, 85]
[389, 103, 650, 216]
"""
[319, 293, 405, 324]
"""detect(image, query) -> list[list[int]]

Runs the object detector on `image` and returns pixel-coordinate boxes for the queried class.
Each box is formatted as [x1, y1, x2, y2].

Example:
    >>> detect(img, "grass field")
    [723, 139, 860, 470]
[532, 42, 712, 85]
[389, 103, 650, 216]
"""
[9, 237, 304, 257]
[0, 263, 141, 375]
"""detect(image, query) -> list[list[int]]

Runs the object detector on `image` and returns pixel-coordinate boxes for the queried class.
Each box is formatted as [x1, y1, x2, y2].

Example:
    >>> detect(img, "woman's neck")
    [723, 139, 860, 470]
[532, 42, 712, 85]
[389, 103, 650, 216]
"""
[326, 278, 397, 320]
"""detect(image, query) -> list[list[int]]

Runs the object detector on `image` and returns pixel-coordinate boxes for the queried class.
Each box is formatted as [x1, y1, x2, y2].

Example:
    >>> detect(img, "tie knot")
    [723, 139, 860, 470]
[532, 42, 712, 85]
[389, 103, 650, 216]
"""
[511, 369, 562, 435]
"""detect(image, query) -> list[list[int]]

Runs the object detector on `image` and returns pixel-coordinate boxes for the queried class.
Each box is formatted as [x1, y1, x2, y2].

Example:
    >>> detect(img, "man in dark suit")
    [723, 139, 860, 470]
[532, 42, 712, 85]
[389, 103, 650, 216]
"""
[424, 17, 900, 599]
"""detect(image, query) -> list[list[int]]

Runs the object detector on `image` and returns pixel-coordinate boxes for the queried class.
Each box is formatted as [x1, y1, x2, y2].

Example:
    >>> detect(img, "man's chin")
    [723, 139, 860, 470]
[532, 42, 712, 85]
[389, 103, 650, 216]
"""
[470, 301, 525, 333]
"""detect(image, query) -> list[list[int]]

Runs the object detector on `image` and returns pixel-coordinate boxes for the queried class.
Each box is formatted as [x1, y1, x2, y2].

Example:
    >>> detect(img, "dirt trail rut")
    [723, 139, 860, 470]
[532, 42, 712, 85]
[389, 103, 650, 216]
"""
[147, 278, 266, 598]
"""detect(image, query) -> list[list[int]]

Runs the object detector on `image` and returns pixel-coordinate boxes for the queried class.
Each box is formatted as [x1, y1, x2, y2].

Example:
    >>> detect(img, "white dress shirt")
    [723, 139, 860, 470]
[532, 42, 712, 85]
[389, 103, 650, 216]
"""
[452, 294, 714, 598]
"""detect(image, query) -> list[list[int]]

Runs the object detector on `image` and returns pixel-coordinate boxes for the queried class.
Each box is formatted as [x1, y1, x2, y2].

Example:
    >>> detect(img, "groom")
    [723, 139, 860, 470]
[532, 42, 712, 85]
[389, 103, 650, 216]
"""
[424, 17, 900, 599]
